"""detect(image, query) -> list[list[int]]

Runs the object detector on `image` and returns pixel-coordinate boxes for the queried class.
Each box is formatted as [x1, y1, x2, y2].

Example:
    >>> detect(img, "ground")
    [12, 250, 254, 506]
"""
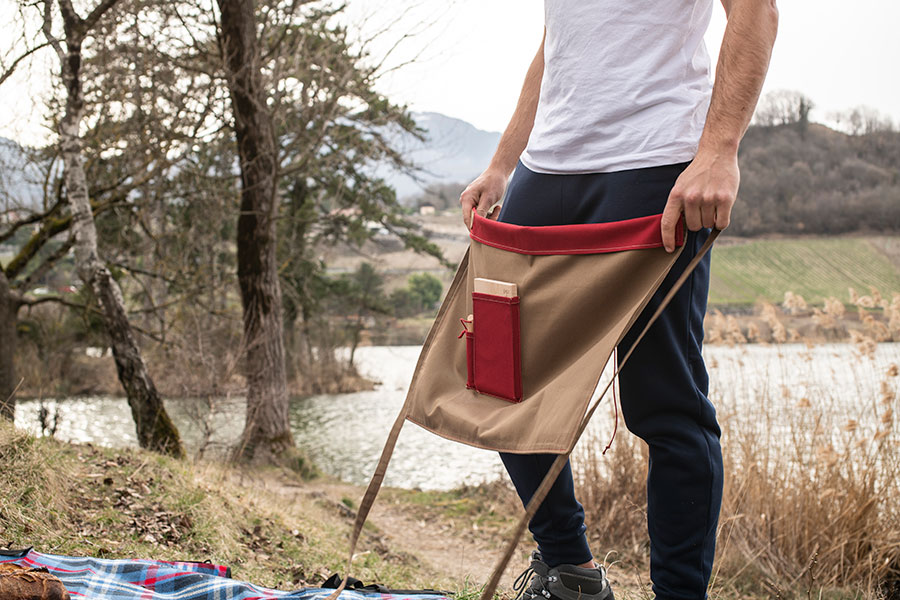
[0, 420, 658, 598]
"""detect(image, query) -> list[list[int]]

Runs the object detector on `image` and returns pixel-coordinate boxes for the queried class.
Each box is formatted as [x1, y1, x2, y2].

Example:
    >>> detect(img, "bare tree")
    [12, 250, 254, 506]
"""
[38, 0, 184, 457]
[753, 89, 815, 129]
[0, 270, 17, 418]
[830, 105, 895, 136]
[215, 0, 295, 464]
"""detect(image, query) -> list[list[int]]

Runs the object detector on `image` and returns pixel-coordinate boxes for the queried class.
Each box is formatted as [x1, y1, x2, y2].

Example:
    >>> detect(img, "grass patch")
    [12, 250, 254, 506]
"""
[709, 237, 900, 306]
[381, 480, 519, 530]
[0, 420, 426, 590]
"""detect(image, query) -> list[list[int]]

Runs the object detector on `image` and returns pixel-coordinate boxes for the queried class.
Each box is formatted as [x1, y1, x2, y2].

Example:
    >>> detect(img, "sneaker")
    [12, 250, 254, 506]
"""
[512, 551, 614, 600]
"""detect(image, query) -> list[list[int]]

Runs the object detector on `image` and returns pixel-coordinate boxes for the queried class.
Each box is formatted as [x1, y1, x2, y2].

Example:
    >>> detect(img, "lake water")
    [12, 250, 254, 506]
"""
[14, 343, 900, 490]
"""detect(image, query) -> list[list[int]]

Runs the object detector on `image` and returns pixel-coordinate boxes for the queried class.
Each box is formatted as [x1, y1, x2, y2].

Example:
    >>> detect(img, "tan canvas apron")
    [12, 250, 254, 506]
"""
[329, 213, 718, 600]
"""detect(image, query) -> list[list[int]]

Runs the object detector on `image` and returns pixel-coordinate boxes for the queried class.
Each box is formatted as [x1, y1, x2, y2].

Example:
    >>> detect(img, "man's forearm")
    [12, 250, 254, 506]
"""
[660, 0, 777, 249]
[488, 31, 546, 176]
[698, 0, 778, 154]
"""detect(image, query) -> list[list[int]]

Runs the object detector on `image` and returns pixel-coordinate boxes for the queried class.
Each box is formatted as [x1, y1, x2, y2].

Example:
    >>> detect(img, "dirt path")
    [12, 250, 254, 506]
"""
[265, 477, 519, 590]
[264, 475, 647, 596]
[368, 499, 514, 589]
[368, 491, 650, 596]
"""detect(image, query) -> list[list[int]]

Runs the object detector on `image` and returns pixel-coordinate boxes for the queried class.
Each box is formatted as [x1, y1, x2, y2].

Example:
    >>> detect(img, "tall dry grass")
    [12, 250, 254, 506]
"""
[706, 287, 900, 347]
[572, 289, 900, 598]
[713, 370, 900, 596]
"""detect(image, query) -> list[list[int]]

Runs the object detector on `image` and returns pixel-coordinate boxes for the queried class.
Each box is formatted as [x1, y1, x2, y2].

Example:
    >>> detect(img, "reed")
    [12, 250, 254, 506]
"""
[706, 287, 900, 347]
[572, 290, 900, 598]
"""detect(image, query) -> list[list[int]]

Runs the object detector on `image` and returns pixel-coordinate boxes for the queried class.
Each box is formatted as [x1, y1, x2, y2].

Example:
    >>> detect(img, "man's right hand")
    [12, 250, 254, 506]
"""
[460, 168, 508, 229]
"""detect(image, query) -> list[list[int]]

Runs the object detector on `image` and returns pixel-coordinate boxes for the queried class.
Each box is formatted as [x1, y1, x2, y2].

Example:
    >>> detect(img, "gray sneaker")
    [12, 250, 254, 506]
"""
[512, 551, 614, 600]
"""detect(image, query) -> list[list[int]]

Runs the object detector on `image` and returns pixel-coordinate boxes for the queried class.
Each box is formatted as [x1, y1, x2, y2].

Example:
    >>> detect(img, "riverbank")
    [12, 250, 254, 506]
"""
[370, 303, 900, 347]
[12, 349, 376, 400]
[3, 410, 898, 599]
[0, 418, 512, 592]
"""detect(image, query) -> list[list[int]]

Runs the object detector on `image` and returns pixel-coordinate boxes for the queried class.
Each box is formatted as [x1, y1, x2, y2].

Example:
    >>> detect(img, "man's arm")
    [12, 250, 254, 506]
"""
[661, 0, 779, 251]
[460, 30, 546, 229]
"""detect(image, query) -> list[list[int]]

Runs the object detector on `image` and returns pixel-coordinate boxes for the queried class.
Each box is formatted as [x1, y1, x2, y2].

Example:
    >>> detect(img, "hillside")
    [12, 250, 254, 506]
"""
[379, 112, 500, 201]
[709, 236, 900, 306]
[0, 137, 45, 212]
[390, 115, 900, 239]
[0, 419, 518, 592]
[726, 122, 900, 236]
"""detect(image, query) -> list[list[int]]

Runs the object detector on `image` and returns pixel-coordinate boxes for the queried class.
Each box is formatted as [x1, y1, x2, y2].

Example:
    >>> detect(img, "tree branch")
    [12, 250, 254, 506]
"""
[0, 41, 52, 87]
[4, 195, 123, 280]
[84, 0, 121, 32]
[20, 295, 166, 343]
[4, 212, 71, 279]
[18, 236, 74, 292]
[19, 294, 84, 310]
[56, 0, 82, 34]
[0, 197, 64, 245]
[41, 0, 66, 61]
[107, 260, 179, 287]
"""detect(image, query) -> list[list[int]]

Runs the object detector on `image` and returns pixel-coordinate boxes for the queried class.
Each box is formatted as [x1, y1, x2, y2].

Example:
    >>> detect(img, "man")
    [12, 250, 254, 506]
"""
[459, 1, 777, 599]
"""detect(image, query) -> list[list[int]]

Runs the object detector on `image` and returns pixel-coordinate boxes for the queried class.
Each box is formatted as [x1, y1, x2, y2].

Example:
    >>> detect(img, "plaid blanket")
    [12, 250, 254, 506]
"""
[0, 548, 450, 600]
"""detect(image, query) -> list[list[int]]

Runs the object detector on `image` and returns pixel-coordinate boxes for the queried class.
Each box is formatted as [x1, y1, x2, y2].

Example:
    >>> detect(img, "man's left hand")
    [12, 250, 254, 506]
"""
[661, 150, 740, 252]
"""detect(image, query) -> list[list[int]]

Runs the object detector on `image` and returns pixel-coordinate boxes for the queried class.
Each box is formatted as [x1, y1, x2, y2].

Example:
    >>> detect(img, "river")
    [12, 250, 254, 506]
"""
[14, 343, 900, 490]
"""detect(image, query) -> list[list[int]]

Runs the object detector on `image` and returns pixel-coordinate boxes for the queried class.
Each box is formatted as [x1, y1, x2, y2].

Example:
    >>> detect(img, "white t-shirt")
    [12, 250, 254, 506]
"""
[520, 0, 714, 174]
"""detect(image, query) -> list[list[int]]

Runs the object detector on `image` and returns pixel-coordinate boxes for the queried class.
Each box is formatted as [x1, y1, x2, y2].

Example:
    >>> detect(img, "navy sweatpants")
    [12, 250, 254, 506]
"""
[497, 161, 723, 600]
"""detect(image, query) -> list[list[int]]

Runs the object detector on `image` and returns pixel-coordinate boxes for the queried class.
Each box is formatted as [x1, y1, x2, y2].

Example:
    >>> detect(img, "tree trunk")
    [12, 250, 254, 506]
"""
[46, 0, 184, 457]
[217, 0, 295, 464]
[0, 270, 18, 420]
[349, 314, 363, 369]
[283, 303, 299, 382]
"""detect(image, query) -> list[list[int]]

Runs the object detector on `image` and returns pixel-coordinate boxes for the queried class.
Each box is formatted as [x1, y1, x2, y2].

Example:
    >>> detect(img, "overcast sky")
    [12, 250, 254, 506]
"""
[2, 0, 899, 145]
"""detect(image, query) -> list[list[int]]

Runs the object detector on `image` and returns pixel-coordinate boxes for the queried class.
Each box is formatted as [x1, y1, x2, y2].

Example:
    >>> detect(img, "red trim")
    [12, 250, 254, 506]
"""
[469, 212, 683, 255]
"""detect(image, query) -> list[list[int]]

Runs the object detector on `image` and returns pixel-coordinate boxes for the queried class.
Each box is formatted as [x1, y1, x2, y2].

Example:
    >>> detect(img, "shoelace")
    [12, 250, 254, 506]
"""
[512, 560, 556, 600]
[511, 564, 535, 600]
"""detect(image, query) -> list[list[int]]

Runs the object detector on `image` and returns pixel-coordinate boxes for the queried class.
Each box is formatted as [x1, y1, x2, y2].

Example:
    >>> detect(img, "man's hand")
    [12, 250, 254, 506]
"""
[659, 0, 777, 252]
[460, 168, 507, 229]
[661, 150, 740, 252]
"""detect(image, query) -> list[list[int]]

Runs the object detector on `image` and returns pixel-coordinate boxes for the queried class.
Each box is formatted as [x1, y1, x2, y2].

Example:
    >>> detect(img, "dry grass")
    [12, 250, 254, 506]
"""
[0, 420, 426, 590]
[0, 425, 71, 542]
[711, 356, 900, 598]
[572, 310, 900, 599]
[706, 287, 900, 347]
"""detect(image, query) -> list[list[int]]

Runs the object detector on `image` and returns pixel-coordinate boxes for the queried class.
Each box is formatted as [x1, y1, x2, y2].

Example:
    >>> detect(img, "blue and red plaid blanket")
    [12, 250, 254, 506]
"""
[0, 548, 450, 600]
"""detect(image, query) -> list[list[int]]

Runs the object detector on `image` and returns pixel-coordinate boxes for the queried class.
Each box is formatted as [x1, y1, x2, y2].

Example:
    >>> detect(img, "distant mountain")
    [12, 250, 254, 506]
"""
[378, 112, 501, 202]
[0, 137, 46, 212]
[2, 113, 499, 209]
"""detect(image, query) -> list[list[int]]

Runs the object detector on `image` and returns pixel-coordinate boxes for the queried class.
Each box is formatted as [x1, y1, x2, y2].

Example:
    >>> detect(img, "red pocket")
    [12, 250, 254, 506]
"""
[472, 292, 522, 402]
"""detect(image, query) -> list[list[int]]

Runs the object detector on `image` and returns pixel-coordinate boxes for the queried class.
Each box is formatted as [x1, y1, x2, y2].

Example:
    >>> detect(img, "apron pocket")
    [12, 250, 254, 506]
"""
[472, 290, 522, 402]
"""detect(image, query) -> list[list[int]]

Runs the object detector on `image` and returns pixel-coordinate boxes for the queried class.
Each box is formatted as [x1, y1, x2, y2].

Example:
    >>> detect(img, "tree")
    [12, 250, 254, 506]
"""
[37, 0, 184, 457]
[408, 273, 442, 311]
[337, 263, 389, 368]
[0, 154, 73, 419]
[3, 0, 446, 448]
[753, 89, 815, 129]
[0, 270, 16, 417]
[216, 0, 294, 464]
[831, 106, 895, 136]
[246, 1, 444, 399]
[390, 272, 443, 318]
